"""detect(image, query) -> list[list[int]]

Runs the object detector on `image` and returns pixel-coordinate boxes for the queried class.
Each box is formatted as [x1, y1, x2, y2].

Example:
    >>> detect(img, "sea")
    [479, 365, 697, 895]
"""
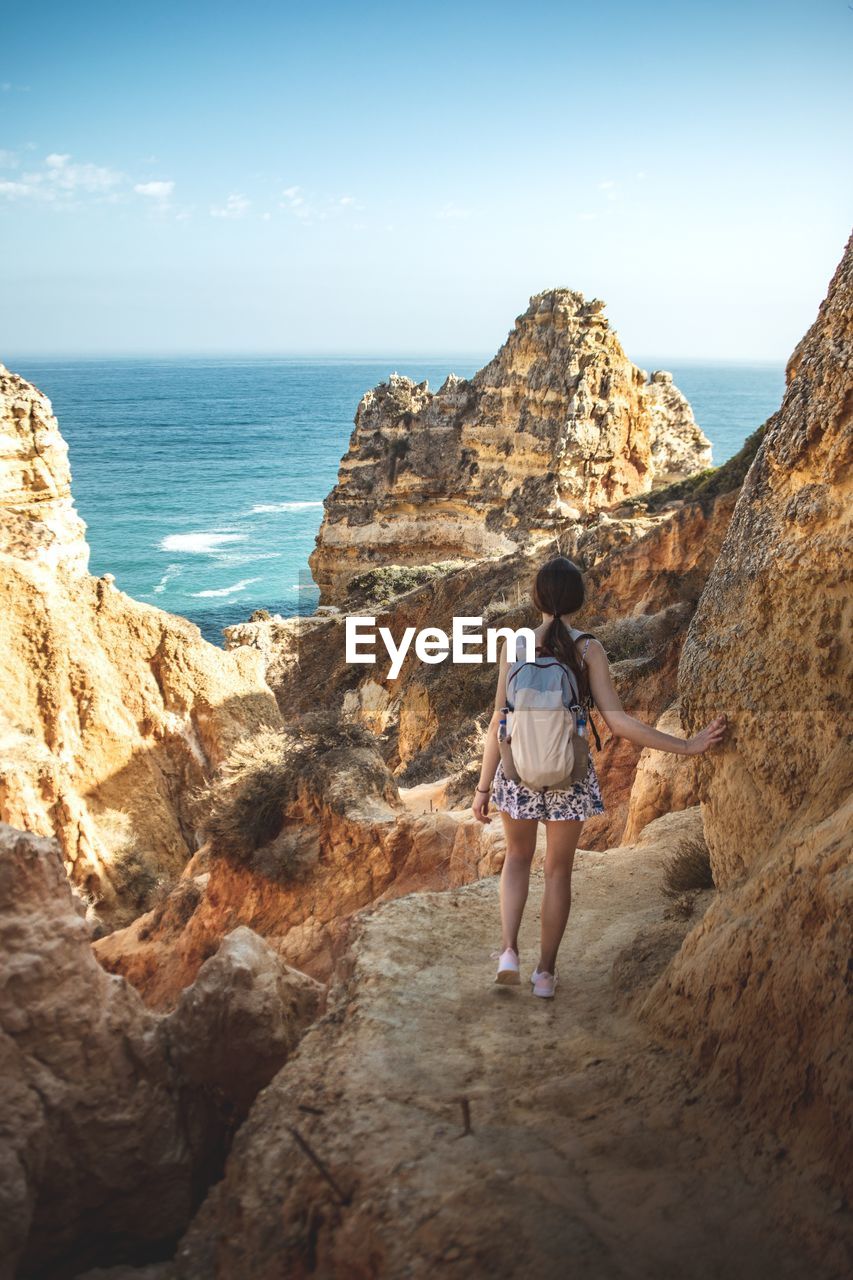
[11, 357, 785, 645]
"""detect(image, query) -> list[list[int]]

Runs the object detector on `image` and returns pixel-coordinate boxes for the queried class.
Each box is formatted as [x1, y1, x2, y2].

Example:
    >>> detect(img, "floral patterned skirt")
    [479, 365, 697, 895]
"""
[491, 756, 605, 822]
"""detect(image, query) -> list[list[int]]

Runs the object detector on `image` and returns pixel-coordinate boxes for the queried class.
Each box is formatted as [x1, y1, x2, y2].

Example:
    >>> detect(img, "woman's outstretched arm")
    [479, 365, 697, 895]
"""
[585, 639, 726, 756]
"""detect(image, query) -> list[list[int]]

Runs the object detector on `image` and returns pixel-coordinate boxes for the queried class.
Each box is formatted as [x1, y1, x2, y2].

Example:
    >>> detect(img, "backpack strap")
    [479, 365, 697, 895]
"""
[572, 630, 602, 751]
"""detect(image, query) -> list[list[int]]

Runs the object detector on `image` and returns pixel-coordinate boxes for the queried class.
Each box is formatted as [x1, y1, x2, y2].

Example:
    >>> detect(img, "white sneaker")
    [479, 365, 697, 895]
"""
[530, 967, 558, 998]
[492, 946, 521, 985]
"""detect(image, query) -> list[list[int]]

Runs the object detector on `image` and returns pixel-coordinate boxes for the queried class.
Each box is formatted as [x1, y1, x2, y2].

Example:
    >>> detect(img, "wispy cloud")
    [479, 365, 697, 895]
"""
[280, 185, 362, 224]
[0, 155, 356, 226]
[210, 192, 251, 219]
[0, 150, 189, 213]
[435, 201, 472, 220]
[44, 153, 123, 194]
[0, 151, 124, 203]
[134, 179, 175, 203]
[281, 184, 309, 219]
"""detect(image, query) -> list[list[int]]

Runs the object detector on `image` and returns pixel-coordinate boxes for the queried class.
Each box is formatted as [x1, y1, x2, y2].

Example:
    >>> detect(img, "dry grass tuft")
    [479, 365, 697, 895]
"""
[191, 713, 388, 872]
[110, 847, 164, 915]
[399, 712, 489, 796]
[661, 835, 714, 898]
[663, 893, 698, 921]
[139, 878, 203, 940]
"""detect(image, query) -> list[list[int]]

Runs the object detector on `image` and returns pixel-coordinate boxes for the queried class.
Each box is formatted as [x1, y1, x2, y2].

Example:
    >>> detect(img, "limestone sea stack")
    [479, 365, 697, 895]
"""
[310, 290, 712, 603]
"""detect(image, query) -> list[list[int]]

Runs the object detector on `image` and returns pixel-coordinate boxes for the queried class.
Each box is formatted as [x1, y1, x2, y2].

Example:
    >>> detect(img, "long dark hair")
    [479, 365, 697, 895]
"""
[532, 556, 589, 702]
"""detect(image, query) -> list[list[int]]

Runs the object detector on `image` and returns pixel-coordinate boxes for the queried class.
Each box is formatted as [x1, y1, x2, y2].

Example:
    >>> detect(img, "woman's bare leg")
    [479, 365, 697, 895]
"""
[538, 819, 584, 974]
[499, 813, 538, 952]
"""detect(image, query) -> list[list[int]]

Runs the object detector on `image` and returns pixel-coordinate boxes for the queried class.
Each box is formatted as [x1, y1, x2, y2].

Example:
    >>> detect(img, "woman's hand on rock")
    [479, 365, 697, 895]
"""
[687, 714, 727, 755]
[472, 789, 491, 824]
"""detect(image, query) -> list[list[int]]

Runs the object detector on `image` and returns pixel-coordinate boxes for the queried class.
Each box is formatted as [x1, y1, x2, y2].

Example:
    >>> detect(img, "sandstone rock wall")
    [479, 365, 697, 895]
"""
[310, 290, 711, 602]
[0, 365, 89, 582]
[0, 822, 321, 1279]
[621, 701, 698, 842]
[0, 368, 283, 928]
[646, 234, 853, 1196]
[676, 242, 852, 883]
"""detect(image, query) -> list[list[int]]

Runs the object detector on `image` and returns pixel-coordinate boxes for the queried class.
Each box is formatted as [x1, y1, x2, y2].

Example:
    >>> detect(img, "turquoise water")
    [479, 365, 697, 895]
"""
[12, 358, 784, 645]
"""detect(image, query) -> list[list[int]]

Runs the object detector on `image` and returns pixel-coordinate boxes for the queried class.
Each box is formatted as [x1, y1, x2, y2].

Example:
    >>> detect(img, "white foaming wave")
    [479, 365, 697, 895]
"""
[153, 562, 182, 594]
[216, 550, 283, 567]
[160, 532, 248, 554]
[247, 500, 323, 515]
[190, 577, 261, 599]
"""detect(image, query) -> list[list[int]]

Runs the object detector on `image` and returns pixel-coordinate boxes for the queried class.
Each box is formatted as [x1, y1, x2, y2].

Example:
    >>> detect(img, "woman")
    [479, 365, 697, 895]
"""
[472, 556, 726, 998]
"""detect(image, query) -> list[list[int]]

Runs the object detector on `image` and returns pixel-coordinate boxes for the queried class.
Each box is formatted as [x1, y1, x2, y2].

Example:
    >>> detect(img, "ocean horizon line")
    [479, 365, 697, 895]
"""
[4, 351, 787, 368]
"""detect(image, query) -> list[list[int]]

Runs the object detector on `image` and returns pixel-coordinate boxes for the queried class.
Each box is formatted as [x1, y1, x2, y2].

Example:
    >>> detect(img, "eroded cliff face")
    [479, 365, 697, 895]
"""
[0, 822, 322, 1279]
[310, 290, 711, 602]
[0, 367, 283, 927]
[675, 242, 852, 883]
[0, 365, 89, 581]
[645, 234, 853, 1195]
[95, 722, 505, 1008]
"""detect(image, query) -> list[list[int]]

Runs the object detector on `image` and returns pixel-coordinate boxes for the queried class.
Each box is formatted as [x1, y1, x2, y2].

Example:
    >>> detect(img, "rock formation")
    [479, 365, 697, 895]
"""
[0, 366, 89, 581]
[95, 721, 505, 1008]
[621, 701, 697, 842]
[310, 290, 711, 602]
[645, 234, 853, 1195]
[0, 821, 322, 1279]
[0, 366, 283, 927]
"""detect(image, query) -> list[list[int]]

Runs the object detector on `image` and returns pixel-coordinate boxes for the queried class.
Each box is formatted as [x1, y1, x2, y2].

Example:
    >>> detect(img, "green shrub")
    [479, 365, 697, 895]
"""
[626, 419, 769, 513]
[346, 560, 466, 605]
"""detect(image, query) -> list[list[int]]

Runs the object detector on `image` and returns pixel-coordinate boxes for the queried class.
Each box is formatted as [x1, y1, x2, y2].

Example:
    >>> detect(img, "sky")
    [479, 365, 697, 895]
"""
[1, 0, 851, 360]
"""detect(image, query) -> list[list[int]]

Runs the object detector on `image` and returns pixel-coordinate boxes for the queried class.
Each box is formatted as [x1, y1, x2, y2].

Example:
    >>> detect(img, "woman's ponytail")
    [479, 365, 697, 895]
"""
[541, 615, 589, 703]
[532, 557, 590, 703]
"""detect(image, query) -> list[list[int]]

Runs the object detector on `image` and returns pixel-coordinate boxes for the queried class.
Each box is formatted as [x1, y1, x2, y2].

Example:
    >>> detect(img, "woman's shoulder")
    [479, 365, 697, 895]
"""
[577, 635, 607, 663]
[569, 628, 606, 660]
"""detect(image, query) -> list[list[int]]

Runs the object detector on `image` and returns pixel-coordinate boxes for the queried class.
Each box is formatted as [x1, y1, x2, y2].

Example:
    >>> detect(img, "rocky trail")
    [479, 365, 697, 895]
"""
[165, 815, 843, 1280]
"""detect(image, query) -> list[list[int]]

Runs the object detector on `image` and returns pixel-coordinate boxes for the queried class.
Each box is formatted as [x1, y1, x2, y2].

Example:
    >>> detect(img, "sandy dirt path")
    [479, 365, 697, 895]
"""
[172, 821, 843, 1279]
